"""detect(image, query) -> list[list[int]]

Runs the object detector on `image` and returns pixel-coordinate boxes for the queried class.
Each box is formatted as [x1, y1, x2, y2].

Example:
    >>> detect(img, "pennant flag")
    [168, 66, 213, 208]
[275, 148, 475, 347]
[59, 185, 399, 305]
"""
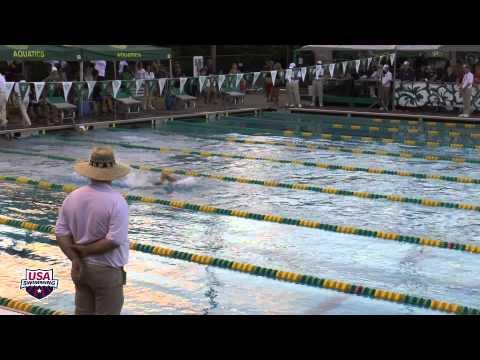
[199, 76, 206, 92]
[112, 80, 122, 98]
[355, 59, 361, 73]
[147, 80, 156, 91]
[285, 69, 293, 82]
[62, 82, 73, 102]
[217, 74, 226, 90]
[342, 61, 348, 75]
[4, 82, 14, 100]
[158, 78, 166, 95]
[100, 81, 109, 90]
[271, 70, 277, 85]
[301, 67, 307, 81]
[86, 81, 96, 99]
[135, 80, 144, 95]
[33, 82, 45, 102]
[367, 57, 373, 69]
[390, 53, 396, 65]
[252, 72, 260, 86]
[74, 82, 84, 93]
[379, 55, 385, 64]
[16, 82, 30, 101]
[236, 73, 243, 88]
[329, 63, 336, 78]
[179, 77, 188, 94]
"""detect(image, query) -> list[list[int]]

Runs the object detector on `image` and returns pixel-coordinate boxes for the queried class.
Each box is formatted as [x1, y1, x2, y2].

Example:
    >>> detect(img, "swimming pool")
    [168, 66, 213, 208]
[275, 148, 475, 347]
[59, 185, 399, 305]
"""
[1, 112, 479, 315]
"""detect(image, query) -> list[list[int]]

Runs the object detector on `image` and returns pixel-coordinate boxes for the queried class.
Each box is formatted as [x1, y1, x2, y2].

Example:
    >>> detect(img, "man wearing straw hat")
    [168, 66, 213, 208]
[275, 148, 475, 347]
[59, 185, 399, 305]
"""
[56, 146, 130, 315]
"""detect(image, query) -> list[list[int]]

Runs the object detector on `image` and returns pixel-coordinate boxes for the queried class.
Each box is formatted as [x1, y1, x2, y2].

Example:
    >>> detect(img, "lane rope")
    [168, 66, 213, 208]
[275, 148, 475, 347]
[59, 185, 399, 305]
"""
[262, 112, 480, 130]
[40, 136, 480, 186]
[0, 296, 64, 315]
[222, 115, 480, 143]
[2, 148, 480, 214]
[155, 120, 480, 166]
[2, 175, 480, 255]
[0, 215, 478, 315]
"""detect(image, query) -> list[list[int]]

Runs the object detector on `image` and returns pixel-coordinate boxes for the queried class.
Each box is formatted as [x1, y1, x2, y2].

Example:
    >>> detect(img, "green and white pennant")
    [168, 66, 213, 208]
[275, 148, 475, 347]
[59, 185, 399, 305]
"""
[86, 81, 96, 99]
[112, 80, 122, 98]
[62, 82, 73, 102]
[235, 73, 243, 88]
[158, 78, 166, 95]
[252, 72, 260, 86]
[179, 77, 188, 94]
[4, 82, 14, 100]
[199, 76, 207, 92]
[33, 82, 46, 102]
[217, 75, 226, 90]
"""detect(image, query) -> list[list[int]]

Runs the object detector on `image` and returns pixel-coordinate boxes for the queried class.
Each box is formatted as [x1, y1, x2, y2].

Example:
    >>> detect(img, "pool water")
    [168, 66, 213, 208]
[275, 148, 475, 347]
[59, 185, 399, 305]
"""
[1, 115, 479, 315]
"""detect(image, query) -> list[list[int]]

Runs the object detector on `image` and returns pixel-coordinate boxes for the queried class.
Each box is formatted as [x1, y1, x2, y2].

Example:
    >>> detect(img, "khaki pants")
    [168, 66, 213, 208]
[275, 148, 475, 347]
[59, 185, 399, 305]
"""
[462, 87, 472, 116]
[311, 79, 324, 106]
[380, 86, 391, 110]
[0, 91, 7, 127]
[72, 262, 125, 315]
[286, 81, 301, 107]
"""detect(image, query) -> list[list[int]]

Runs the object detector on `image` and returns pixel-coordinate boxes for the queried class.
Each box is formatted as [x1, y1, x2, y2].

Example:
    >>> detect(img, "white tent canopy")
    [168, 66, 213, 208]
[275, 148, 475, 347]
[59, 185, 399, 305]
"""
[300, 45, 480, 52]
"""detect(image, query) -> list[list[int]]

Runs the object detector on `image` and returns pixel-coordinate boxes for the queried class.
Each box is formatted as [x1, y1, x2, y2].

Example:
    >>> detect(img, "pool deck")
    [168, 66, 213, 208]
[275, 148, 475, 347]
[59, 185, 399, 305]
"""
[2, 92, 480, 137]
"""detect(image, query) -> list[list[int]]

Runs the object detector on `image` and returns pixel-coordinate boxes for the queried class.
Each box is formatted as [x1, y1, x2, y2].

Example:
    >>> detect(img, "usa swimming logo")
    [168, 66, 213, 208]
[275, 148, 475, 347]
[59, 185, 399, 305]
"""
[20, 269, 59, 300]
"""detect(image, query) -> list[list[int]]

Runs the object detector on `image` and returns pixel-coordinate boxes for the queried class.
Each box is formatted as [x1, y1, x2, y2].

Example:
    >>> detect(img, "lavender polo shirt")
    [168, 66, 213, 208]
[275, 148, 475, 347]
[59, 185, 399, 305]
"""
[55, 182, 129, 268]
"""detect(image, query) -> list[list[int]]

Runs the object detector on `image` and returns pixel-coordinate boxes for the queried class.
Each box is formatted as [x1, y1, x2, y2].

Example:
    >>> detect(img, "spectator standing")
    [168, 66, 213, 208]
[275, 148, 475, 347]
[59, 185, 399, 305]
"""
[379, 64, 393, 111]
[264, 61, 273, 102]
[270, 62, 283, 107]
[92, 61, 112, 114]
[118, 61, 129, 76]
[460, 64, 474, 117]
[369, 65, 382, 98]
[398, 61, 415, 81]
[14, 75, 31, 127]
[443, 64, 457, 83]
[0, 72, 7, 128]
[135, 62, 148, 111]
[43, 66, 64, 124]
[311, 60, 325, 107]
[55, 146, 130, 315]
[229, 63, 240, 74]
[286, 63, 302, 108]
[145, 64, 156, 110]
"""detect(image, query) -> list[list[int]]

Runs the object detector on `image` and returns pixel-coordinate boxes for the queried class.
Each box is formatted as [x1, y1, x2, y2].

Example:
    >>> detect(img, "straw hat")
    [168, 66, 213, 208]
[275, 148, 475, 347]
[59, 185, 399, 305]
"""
[74, 146, 130, 181]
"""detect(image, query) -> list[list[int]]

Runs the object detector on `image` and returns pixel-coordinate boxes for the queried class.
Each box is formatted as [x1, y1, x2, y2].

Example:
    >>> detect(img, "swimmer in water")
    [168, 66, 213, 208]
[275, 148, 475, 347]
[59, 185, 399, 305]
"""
[153, 172, 177, 186]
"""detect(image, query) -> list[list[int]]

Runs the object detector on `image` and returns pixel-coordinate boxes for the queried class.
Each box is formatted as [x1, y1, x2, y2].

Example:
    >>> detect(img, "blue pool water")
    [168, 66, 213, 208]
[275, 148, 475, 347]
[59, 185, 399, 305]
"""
[1, 119, 479, 314]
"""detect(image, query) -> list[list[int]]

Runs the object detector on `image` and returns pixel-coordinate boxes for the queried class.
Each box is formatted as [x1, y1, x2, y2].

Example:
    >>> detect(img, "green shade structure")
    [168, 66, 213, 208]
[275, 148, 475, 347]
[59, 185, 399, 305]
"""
[0, 45, 82, 61]
[64, 45, 171, 61]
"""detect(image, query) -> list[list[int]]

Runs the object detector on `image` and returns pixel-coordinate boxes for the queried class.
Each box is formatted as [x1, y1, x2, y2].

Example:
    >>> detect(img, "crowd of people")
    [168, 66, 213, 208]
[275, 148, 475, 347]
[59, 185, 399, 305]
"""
[1, 56, 479, 130]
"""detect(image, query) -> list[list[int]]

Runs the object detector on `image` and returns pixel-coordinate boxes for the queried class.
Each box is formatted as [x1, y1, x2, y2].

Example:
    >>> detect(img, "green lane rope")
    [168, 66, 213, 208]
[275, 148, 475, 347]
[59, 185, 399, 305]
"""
[41, 137, 480, 186]
[0, 215, 478, 315]
[165, 117, 480, 149]
[229, 115, 480, 142]
[3, 175, 480, 255]
[0, 296, 64, 315]
[130, 166, 480, 213]
[3, 148, 479, 214]
[262, 111, 480, 130]
[155, 120, 480, 165]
